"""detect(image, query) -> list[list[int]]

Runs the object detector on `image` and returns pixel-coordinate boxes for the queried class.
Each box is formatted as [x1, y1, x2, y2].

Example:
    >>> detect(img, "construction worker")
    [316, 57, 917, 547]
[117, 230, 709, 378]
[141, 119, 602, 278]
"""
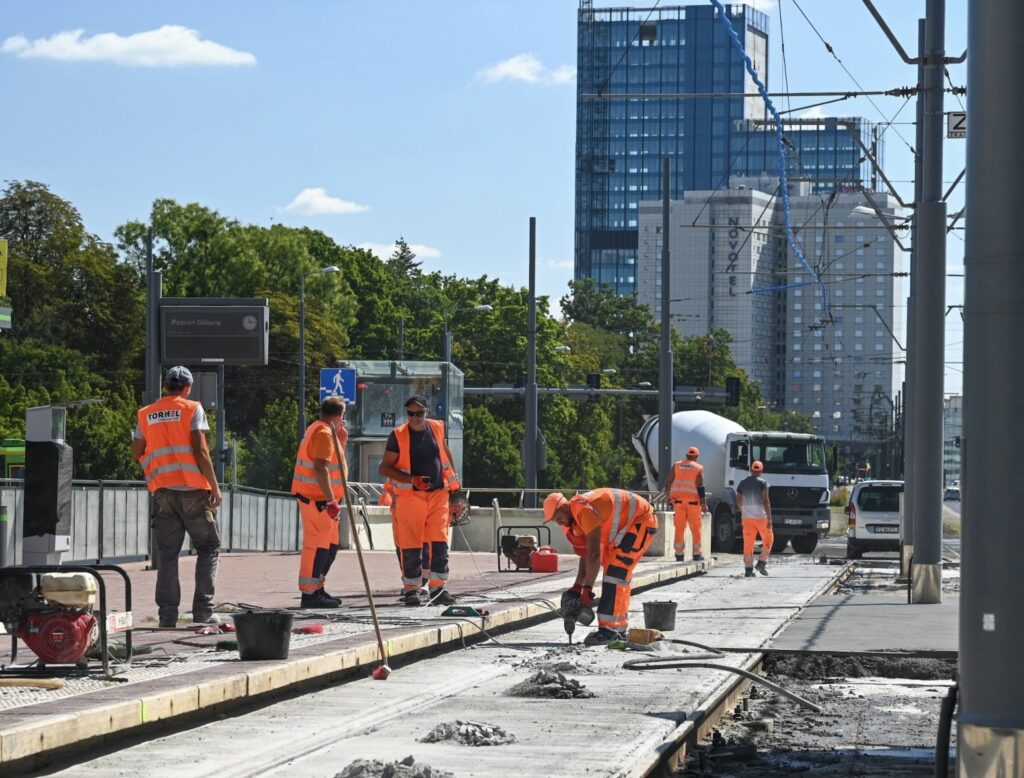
[132, 366, 223, 628]
[544, 488, 658, 646]
[379, 395, 461, 607]
[736, 460, 773, 578]
[665, 446, 707, 562]
[291, 396, 348, 608]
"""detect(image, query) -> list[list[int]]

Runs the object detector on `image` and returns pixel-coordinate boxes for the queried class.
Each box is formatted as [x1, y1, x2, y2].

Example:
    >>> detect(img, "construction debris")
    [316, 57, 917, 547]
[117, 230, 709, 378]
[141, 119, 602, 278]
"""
[763, 653, 956, 681]
[505, 670, 595, 699]
[419, 720, 516, 746]
[336, 755, 454, 778]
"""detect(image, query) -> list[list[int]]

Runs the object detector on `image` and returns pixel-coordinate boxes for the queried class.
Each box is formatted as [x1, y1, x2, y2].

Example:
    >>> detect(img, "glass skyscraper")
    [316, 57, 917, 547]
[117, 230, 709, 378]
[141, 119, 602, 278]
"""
[575, 2, 877, 295]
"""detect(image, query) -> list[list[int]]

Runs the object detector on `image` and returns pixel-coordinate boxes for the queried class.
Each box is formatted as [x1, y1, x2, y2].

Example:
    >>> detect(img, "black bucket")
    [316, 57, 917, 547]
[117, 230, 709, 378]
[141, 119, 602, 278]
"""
[642, 600, 677, 631]
[233, 610, 294, 660]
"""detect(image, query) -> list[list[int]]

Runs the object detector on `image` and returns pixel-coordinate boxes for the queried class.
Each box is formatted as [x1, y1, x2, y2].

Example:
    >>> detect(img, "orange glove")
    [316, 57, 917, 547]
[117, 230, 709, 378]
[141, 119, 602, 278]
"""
[324, 501, 341, 519]
[412, 475, 432, 491]
[580, 586, 594, 608]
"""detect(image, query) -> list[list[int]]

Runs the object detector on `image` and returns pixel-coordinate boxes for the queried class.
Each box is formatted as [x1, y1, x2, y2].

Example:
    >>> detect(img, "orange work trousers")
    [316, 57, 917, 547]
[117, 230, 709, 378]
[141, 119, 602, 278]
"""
[297, 499, 341, 594]
[673, 501, 703, 557]
[596, 511, 658, 631]
[392, 489, 450, 592]
[742, 517, 773, 568]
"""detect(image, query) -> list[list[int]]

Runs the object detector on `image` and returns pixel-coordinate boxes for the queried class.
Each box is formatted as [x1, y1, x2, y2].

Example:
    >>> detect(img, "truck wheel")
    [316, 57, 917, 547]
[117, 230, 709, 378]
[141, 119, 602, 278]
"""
[791, 534, 818, 554]
[771, 535, 789, 554]
[711, 509, 738, 553]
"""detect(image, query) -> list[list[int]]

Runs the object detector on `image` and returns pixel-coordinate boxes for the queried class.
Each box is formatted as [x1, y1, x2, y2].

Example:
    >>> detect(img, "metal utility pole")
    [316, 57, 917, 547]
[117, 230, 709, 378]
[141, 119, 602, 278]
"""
[215, 364, 225, 483]
[959, 1, 1022, 772]
[145, 230, 162, 405]
[909, 0, 946, 604]
[524, 217, 539, 508]
[902, 18, 926, 578]
[658, 158, 673, 487]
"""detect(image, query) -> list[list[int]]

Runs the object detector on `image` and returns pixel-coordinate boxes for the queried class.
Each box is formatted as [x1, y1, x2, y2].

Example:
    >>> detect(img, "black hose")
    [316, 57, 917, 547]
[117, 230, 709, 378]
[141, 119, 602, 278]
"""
[935, 683, 958, 778]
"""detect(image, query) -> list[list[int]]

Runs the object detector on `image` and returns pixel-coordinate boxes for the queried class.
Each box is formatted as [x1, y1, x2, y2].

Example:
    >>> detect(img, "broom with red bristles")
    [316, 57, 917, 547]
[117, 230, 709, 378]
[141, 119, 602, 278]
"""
[329, 421, 392, 680]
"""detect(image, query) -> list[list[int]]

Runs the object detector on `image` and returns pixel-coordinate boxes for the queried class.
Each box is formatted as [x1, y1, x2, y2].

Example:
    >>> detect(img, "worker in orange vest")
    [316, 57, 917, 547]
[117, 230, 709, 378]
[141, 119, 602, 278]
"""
[379, 395, 461, 607]
[544, 488, 658, 646]
[132, 366, 223, 628]
[736, 460, 773, 578]
[665, 446, 707, 562]
[291, 396, 349, 608]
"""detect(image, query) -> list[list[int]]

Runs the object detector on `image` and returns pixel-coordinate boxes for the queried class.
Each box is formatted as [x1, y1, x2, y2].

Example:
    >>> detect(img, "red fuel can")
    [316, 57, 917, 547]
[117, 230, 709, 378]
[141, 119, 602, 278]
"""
[530, 546, 559, 573]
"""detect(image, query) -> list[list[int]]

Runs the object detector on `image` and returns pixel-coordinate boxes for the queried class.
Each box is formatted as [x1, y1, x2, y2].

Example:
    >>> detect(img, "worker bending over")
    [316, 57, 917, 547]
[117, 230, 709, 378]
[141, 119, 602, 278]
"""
[544, 488, 658, 646]
[666, 446, 707, 562]
[736, 460, 773, 577]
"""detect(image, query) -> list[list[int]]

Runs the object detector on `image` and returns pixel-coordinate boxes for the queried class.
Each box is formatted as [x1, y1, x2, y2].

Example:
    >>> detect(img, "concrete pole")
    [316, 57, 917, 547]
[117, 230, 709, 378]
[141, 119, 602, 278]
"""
[298, 273, 307, 444]
[524, 217, 539, 508]
[902, 18, 926, 578]
[959, 0, 1024, 771]
[909, 0, 946, 604]
[215, 364, 225, 484]
[658, 158, 673, 487]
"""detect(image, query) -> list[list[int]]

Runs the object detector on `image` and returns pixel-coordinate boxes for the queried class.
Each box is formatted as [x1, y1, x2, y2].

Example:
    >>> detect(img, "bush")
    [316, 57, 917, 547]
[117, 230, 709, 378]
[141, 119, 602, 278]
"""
[830, 486, 850, 507]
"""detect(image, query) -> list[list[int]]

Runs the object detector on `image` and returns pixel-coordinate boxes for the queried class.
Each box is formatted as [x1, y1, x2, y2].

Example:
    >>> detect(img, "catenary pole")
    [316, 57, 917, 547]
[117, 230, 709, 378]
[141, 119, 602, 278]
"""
[658, 158, 673, 488]
[959, 0, 1024, 772]
[524, 217, 539, 508]
[909, 0, 946, 604]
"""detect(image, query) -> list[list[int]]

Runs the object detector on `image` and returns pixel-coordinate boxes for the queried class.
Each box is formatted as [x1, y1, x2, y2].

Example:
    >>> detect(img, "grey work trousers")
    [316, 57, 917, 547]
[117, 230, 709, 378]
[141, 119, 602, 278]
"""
[152, 488, 221, 625]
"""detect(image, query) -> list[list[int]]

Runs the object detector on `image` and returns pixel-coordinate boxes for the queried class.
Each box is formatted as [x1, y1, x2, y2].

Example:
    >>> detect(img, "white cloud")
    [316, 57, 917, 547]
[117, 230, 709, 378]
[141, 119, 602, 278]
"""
[284, 188, 369, 216]
[748, 0, 777, 11]
[477, 53, 576, 86]
[359, 242, 442, 260]
[800, 105, 830, 120]
[1, 25, 256, 67]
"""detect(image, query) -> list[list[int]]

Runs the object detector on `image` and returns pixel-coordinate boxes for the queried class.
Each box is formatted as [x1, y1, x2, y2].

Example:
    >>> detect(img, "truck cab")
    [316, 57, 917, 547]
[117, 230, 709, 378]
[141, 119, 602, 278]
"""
[720, 432, 831, 554]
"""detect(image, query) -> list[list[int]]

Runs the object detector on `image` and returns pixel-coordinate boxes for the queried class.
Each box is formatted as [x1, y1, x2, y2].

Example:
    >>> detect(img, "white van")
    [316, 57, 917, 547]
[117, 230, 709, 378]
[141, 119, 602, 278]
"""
[845, 480, 904, 559]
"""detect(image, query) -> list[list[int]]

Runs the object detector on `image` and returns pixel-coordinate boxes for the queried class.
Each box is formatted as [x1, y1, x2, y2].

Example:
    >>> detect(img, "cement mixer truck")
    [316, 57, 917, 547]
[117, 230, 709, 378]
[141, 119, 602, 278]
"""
[633, 410, 831, 554]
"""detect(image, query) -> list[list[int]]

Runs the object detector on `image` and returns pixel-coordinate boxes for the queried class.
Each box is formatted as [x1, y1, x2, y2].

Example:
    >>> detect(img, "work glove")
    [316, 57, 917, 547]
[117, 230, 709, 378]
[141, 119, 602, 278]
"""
[324, 501, 341, 520]
[568, 583, 583, 597]
[412, 475, 432, 491]
[579, 586, 594, 608]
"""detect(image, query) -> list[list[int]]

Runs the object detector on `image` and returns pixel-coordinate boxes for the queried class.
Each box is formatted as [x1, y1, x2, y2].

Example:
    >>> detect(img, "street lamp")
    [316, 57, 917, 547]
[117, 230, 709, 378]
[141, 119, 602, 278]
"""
[298, 265, 341, 442]
[441, 304, 493, 439]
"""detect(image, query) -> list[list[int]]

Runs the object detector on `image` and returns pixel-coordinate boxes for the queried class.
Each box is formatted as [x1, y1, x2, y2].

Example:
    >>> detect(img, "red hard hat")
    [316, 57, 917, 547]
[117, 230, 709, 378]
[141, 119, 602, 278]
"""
[543, 493, 569, 522]
[687, 447, 700, 458]
[751, 460, 764, 473]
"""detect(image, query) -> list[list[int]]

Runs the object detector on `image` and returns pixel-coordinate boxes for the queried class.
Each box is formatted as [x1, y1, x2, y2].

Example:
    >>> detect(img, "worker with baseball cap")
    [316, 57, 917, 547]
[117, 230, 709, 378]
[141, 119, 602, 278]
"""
[665, 446, 707, 562]
[735, 460, 773, 577]
[544, 488, 658, 646]
[379, 395, 462, 607]
[132, 366, 222, 627]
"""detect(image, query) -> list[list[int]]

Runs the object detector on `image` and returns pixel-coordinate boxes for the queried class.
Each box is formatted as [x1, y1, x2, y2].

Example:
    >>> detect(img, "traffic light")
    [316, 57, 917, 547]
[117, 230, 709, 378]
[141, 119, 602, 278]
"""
[586, 373, 601, 402]
[725, 376, 741, 406]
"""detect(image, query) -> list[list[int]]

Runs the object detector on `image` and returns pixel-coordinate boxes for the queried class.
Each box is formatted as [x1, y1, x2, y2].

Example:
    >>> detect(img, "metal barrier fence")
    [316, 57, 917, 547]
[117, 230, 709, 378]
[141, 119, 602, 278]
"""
[0, 480, 669, 565]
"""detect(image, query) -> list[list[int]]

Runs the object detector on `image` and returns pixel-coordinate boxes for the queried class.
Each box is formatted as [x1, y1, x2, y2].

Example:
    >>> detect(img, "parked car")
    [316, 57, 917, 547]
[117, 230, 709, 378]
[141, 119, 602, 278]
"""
[944, 486, 961, 501]
[846, 480, 904, 559]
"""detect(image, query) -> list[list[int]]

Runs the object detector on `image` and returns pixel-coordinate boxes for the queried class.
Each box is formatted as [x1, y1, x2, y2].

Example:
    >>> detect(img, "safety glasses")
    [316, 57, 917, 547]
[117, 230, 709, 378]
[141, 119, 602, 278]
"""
[406, 410, 426, 417]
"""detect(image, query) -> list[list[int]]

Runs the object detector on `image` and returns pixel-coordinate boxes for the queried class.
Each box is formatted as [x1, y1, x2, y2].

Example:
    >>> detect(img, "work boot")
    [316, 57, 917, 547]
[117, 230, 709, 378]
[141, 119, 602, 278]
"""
[744, 568, 756, 578]
[320, 589, 343, 606]
[583, 627, 626, 647]
[693, 554, 704, 562]
[755, 560, 769, 576]
[428, 589, 457, 606]
[674, 554, 686, 562]
[300, 589, 341, 609]
[191, 612, 219, 624]
[404, 589, 427, 607]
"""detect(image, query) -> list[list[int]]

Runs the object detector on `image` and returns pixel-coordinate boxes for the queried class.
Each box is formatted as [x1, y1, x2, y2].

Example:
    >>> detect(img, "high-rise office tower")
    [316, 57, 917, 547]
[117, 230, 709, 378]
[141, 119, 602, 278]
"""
[576, 1, 877, 295]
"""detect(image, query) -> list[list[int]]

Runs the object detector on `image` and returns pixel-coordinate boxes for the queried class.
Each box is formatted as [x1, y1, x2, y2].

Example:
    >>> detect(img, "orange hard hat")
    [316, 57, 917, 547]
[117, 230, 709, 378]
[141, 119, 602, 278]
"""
[687, 446, 700, 458]
[751, 460, 764, 473]
[543, 493, 569, 522]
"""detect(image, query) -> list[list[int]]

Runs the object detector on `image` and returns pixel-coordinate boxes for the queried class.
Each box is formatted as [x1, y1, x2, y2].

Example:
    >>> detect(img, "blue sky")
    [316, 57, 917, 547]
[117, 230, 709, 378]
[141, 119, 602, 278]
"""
[1, 0, 966, 392]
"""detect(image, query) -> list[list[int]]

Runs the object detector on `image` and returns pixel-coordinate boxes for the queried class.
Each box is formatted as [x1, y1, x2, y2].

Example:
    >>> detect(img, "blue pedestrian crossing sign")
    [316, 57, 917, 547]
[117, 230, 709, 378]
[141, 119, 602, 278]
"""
[320, 368, 356, 403]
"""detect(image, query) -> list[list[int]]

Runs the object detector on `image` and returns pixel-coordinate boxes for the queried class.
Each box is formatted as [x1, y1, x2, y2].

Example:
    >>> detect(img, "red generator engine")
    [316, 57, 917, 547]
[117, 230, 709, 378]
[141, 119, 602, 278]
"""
[0, 571, 99, 665]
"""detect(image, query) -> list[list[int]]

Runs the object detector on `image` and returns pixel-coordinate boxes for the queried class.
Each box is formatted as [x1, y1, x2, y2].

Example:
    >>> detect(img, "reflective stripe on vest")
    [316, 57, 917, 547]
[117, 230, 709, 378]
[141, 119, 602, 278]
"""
[291, 420, 346, 500]
[670, 461, 702, 501]
[570, 488, 655, 552]
[137, 396, 210, 493]
[392, 420, 461, 492]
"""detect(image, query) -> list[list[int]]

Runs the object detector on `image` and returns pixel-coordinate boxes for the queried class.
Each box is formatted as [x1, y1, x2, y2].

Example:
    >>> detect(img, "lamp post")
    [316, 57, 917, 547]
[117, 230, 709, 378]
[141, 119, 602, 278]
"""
[298, 265, 341, 443]
[441, 304, 492, 441]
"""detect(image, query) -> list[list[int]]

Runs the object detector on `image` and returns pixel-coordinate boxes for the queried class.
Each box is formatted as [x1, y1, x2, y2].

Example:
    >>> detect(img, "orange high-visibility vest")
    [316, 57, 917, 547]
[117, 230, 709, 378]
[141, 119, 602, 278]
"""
[137, 396, 210, 493]
[291, 420, 347, 500]
[390, 419, 461, 492]
[568, 488, 657, 554]
[670, 460, 703, 502]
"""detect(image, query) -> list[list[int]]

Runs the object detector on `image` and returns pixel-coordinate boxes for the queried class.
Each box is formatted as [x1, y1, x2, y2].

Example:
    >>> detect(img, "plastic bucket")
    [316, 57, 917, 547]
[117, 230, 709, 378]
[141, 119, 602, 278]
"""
[642, 600, 677, 631]
[233, 610, 294, 660]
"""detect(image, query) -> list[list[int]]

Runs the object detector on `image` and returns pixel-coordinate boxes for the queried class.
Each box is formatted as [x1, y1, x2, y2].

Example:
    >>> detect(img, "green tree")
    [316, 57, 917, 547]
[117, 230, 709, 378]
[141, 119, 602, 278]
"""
[239, 397, 299, 491]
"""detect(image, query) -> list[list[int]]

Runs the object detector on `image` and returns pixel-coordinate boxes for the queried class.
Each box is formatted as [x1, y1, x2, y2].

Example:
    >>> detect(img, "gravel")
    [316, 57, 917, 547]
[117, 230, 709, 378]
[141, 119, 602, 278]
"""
[763, 653, 957, 681]
[336, 755, 454, 778]
[419, 720, 516, 746]
[505, 670, 596, 699]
